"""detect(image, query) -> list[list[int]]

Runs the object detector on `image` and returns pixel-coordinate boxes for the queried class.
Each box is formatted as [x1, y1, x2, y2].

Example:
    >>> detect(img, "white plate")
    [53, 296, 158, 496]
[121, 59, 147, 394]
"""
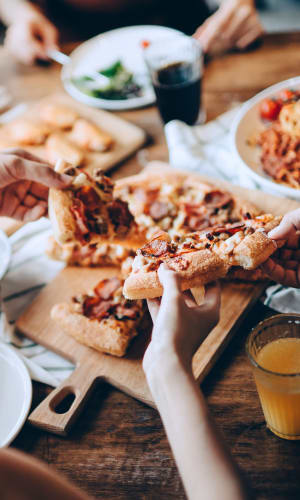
[0, 344, 32, 447]
[62, 25, 183, 110]
[231, 76, 300, 200]
[0, 229, 11, 280]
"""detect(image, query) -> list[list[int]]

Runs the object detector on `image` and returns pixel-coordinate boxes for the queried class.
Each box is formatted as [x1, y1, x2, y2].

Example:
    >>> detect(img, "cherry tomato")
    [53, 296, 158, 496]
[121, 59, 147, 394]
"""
[277, 88, 296, 102]
[259, 98, 282, 121]
[141, 39, 150, 49]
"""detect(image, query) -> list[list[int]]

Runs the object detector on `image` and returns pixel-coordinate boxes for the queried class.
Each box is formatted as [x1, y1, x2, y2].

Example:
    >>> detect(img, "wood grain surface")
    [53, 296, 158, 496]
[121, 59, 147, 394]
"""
[6, 32, 300, 500]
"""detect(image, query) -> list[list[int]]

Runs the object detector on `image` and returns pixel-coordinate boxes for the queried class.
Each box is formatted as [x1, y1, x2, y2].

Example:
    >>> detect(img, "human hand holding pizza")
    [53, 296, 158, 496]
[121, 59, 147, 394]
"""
[144, 264, 220, 373]
[0, 149, 71, 221]
[262, 209, 300, 288]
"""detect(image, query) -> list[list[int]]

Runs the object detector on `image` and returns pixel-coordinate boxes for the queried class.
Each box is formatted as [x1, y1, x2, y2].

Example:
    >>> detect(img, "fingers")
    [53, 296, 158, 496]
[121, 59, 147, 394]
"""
[3, 155, 72, 189]
[158, 263, 181, 298]
[203, 281, 221, 311]
[147, 298, 160, 321]
[268, 209, 300, 240]
[261, 258, 300, 288]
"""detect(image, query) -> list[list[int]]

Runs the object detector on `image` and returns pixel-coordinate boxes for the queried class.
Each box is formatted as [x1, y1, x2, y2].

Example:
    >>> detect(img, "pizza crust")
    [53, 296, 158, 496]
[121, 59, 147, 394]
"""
[123, 250, 229, 299]
[51, 303, 139, 357]
[48, 188, 76, 245]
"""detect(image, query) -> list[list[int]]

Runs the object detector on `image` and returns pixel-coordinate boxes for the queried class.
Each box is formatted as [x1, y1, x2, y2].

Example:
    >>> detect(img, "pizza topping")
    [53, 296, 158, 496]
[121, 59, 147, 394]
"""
[107, 199, 134, 235]
[204, 190, 232, 208]
[167, 256, 189, 271]
[94, 277, 121, 300]
[76, 185, 100, 211]
[74, 277, 144, 321]
[70, 199, 90, 242]
[149, 201, 169, 221]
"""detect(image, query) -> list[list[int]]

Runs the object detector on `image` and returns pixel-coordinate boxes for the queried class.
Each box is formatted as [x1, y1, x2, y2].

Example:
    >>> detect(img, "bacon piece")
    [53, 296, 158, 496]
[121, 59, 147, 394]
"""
[107, 199, 134, 233]
[70, 199, 90, 241]
[83, 296, 112, 320]
[209, 222, 245, 236]
[141, 239, 169, 257]
[149, 201, 169, 221]
[76, 186, 100, 211]
[115, 304, 139, 319]
[185, 215, 210, 231]
[94, 277, 121, 300]
[204, 190, 232, 208]
[133, 187, 159, 205]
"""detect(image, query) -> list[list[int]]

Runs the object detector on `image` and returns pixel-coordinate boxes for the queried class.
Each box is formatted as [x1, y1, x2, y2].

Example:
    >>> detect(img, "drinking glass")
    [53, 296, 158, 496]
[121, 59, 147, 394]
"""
[144, 35, 204, 125]
[246, 314, 300, 440]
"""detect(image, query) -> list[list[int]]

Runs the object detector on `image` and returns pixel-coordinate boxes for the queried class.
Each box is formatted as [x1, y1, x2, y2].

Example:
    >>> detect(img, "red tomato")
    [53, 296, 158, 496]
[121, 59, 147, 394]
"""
[277, 88, 296, 102]
[141, 39, 150, 49]
[259, 98, 282, 121]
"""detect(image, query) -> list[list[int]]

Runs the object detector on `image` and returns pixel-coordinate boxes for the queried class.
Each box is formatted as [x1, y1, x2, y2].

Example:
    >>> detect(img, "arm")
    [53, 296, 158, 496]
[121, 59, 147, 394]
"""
[0, 0, 58, 64]
[143, 265, 249, 500]
[262, 208, 300, 287]
[0, 148, 71, 221]
[0, 448, 89, 500]
[193, 0, 263, 54]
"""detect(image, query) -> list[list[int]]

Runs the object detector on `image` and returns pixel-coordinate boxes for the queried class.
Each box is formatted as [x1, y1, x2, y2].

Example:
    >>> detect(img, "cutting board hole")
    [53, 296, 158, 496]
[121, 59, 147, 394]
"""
[51, 390, 76, 414]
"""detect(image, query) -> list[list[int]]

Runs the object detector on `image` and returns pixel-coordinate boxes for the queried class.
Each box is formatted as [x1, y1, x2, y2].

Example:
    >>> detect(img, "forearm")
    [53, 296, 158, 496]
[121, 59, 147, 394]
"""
[0, 0, 35, 25]
[145, 353, 248, 500]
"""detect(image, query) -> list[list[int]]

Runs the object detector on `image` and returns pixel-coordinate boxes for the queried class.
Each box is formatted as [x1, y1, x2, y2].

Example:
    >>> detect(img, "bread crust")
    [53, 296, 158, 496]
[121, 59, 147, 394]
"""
[48, 188, 76, 245]
[123, 250, 229, 299]
[51, 303, 138, 357]
[233, 216, 281, 270]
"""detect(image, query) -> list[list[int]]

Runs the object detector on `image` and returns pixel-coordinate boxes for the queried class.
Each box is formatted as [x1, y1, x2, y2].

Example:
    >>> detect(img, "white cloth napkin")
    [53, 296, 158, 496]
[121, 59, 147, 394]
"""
[0, 219, 74, 387]
[164, 108, 300, 314]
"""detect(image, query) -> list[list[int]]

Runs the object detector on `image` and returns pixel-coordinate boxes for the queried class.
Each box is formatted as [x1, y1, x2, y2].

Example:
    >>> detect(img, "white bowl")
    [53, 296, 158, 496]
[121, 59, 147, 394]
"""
[0, 344, 32, 447]
[62, 25, 183, 111]
[231, 76, 300, 200]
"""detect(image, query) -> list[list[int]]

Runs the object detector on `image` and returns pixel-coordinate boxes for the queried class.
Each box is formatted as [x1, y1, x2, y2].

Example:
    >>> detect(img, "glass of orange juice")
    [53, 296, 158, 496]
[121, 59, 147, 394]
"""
[246, 314, 300, 440]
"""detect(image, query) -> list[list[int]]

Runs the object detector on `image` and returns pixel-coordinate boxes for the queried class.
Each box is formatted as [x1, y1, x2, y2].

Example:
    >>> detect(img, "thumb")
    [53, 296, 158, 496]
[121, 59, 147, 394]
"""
[158, 263, 181, 303]
[268, 210, 300, 240]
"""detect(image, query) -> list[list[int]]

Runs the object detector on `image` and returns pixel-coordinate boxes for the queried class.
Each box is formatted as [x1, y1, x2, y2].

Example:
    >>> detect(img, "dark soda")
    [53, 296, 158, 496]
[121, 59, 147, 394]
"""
[153, 61, 201, 125]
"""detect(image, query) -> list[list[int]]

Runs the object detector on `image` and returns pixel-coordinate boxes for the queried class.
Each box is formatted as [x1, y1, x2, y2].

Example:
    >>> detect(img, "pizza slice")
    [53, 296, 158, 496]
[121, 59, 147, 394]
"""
[49, 160, 145, 247]
[115, 169, 260, 240]
[51, 277, 145, 357]
[46, 236, 134, 268]
[123, 214, 281, 300]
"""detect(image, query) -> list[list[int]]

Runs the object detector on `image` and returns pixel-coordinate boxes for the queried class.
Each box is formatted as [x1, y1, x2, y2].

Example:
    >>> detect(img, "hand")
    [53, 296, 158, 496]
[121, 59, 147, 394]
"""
[261, 209, 300, 287]
[143, 264, 220, 374]
[4, 4, 58, 64]
[193, 0, 264, 54]
[0, 148, 71, 221]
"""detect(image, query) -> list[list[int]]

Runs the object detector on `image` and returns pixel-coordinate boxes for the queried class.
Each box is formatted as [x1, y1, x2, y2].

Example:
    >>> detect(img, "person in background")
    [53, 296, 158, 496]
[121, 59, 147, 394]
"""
[0, 0, 263, 65]
[0, 149, 249, 499]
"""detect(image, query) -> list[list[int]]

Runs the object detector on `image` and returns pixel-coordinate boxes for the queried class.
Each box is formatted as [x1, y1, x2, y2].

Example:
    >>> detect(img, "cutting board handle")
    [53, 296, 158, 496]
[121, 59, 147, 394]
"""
[28, 363, 99, 435]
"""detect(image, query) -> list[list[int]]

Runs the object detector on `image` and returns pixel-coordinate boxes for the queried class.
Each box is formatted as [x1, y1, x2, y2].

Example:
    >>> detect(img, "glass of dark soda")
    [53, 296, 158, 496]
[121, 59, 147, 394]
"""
[144, 35, 204, 125]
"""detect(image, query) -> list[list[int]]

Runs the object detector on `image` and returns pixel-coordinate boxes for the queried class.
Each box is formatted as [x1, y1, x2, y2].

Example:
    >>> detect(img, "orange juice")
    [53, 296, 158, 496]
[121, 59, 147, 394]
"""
[254, 338, 300, 440]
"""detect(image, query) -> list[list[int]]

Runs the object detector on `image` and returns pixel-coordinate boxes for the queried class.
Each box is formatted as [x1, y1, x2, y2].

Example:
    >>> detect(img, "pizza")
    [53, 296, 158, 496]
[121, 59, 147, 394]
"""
[123, 214, 281, 299]
[115, 169, 260, 240]
[51, 277, 145, 357]
[46, 236, 134, 268]
[49, 160, 145, 247]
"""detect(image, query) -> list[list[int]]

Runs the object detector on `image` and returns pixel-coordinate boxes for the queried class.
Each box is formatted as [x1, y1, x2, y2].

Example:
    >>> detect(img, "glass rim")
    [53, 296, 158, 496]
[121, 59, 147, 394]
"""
[143, 34, 202, 60]
[246, 313, 300, 378]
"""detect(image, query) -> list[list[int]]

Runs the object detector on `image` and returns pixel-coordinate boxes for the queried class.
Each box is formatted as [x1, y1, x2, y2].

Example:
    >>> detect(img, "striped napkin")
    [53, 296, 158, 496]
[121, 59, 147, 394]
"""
[164, 108, 300, 314]
[0, 218, 74, 387]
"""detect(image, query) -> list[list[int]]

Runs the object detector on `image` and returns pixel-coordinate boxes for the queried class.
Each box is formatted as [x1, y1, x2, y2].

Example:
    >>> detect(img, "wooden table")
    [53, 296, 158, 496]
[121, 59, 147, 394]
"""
[4, 32, 300, 499]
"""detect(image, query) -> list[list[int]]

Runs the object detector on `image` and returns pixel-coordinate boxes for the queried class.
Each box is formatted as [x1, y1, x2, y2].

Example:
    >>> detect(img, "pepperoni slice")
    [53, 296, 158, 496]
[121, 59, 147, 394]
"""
[149, 201, 169, 221]
[204, 190, 232, 208]
[94, 277, 121, 300]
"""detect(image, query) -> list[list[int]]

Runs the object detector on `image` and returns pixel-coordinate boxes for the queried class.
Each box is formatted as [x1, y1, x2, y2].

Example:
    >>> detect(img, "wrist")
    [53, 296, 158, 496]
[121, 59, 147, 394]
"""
[144, 345, 193, 390]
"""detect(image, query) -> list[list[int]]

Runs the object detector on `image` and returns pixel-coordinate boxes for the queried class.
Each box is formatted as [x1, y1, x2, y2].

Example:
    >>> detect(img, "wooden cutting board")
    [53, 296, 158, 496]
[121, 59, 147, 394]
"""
[16, 164, 300, 436]
[0, 92, 146, 236]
